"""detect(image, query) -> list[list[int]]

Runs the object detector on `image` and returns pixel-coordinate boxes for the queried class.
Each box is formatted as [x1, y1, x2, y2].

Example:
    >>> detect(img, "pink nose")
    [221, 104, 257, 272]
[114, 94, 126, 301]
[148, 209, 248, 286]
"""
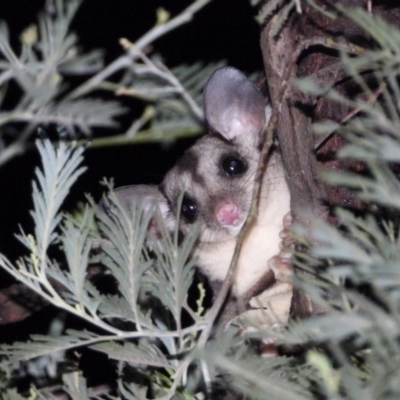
[215, 201, 240, 226]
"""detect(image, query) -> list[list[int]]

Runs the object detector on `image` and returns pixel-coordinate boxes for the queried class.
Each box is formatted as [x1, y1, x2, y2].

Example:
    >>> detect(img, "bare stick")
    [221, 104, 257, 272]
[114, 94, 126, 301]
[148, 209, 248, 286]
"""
[195, 64, 293, 348]
[67, 0, 211, 100]
[367, 0, 373, 13]
[315, 82, 386, 150]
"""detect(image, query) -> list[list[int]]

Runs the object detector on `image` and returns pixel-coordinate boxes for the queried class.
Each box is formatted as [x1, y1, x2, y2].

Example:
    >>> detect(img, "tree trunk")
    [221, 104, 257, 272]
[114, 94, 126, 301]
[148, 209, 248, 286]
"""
[259, 0, 400, 316]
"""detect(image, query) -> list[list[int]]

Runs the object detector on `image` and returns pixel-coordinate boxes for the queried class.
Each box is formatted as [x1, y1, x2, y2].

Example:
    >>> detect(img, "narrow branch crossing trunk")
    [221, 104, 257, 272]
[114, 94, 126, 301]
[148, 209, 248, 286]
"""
[259, 0, 400, 317]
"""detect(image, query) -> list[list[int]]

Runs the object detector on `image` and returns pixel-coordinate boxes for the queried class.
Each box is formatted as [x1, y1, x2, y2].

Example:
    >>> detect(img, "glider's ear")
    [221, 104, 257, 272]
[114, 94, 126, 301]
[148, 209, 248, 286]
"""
[203, 66, 266, 142]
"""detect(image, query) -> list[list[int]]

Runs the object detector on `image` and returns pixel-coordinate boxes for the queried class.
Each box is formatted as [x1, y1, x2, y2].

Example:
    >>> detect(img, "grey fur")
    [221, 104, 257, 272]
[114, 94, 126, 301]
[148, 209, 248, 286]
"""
[103, 67, 292, 326]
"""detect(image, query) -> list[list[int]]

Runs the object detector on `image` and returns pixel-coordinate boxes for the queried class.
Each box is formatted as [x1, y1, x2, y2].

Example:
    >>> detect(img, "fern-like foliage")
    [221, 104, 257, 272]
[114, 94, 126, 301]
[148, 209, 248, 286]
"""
[2, 2, 400, 400]
[210, 4, 400, 400]
[250, 0, 299, 26]
[282, 10, 400, 397]
[0, 139, 206, 398]
[0, 1, 127, 165]
[0, 0, 214, 165]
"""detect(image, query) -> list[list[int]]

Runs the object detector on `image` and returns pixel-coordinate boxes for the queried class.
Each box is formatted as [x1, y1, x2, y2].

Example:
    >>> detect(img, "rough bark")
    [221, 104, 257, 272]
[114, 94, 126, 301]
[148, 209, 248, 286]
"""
[260, 0, 400, 317]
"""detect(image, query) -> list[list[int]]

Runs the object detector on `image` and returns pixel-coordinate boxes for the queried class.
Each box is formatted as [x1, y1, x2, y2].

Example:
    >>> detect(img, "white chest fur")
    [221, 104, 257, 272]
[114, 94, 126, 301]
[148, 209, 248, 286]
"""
[194, 160, 291, 297]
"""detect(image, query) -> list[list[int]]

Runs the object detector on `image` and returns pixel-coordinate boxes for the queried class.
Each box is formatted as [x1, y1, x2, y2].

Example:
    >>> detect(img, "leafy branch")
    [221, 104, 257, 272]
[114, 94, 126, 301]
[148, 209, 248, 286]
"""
[0, 139, 208, 398]
[0, 0, 215, 166]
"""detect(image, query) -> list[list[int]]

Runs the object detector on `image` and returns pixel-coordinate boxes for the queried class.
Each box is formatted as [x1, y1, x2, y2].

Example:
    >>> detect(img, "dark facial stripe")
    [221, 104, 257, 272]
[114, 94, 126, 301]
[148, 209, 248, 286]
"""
[174, 150, 205, 186]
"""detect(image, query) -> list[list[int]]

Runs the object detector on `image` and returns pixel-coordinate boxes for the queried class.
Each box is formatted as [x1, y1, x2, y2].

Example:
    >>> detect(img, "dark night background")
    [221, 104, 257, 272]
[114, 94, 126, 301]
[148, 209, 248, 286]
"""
[0, 0, 261, 387]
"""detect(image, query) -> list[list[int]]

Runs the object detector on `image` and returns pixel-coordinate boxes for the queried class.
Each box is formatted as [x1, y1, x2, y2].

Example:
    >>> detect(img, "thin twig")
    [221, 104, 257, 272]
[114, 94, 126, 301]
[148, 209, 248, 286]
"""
[0, 69, 13, 87]
[85, 124, 202, 148]
[315, 81, 386, 150]
[136, 0, 211, 49]
[291, 36, 366, 64]
[367, 0, 373, 14]
[120, 41, 203, 120]
[195, 63, 293, 350]
[67, 0, 211, 100]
